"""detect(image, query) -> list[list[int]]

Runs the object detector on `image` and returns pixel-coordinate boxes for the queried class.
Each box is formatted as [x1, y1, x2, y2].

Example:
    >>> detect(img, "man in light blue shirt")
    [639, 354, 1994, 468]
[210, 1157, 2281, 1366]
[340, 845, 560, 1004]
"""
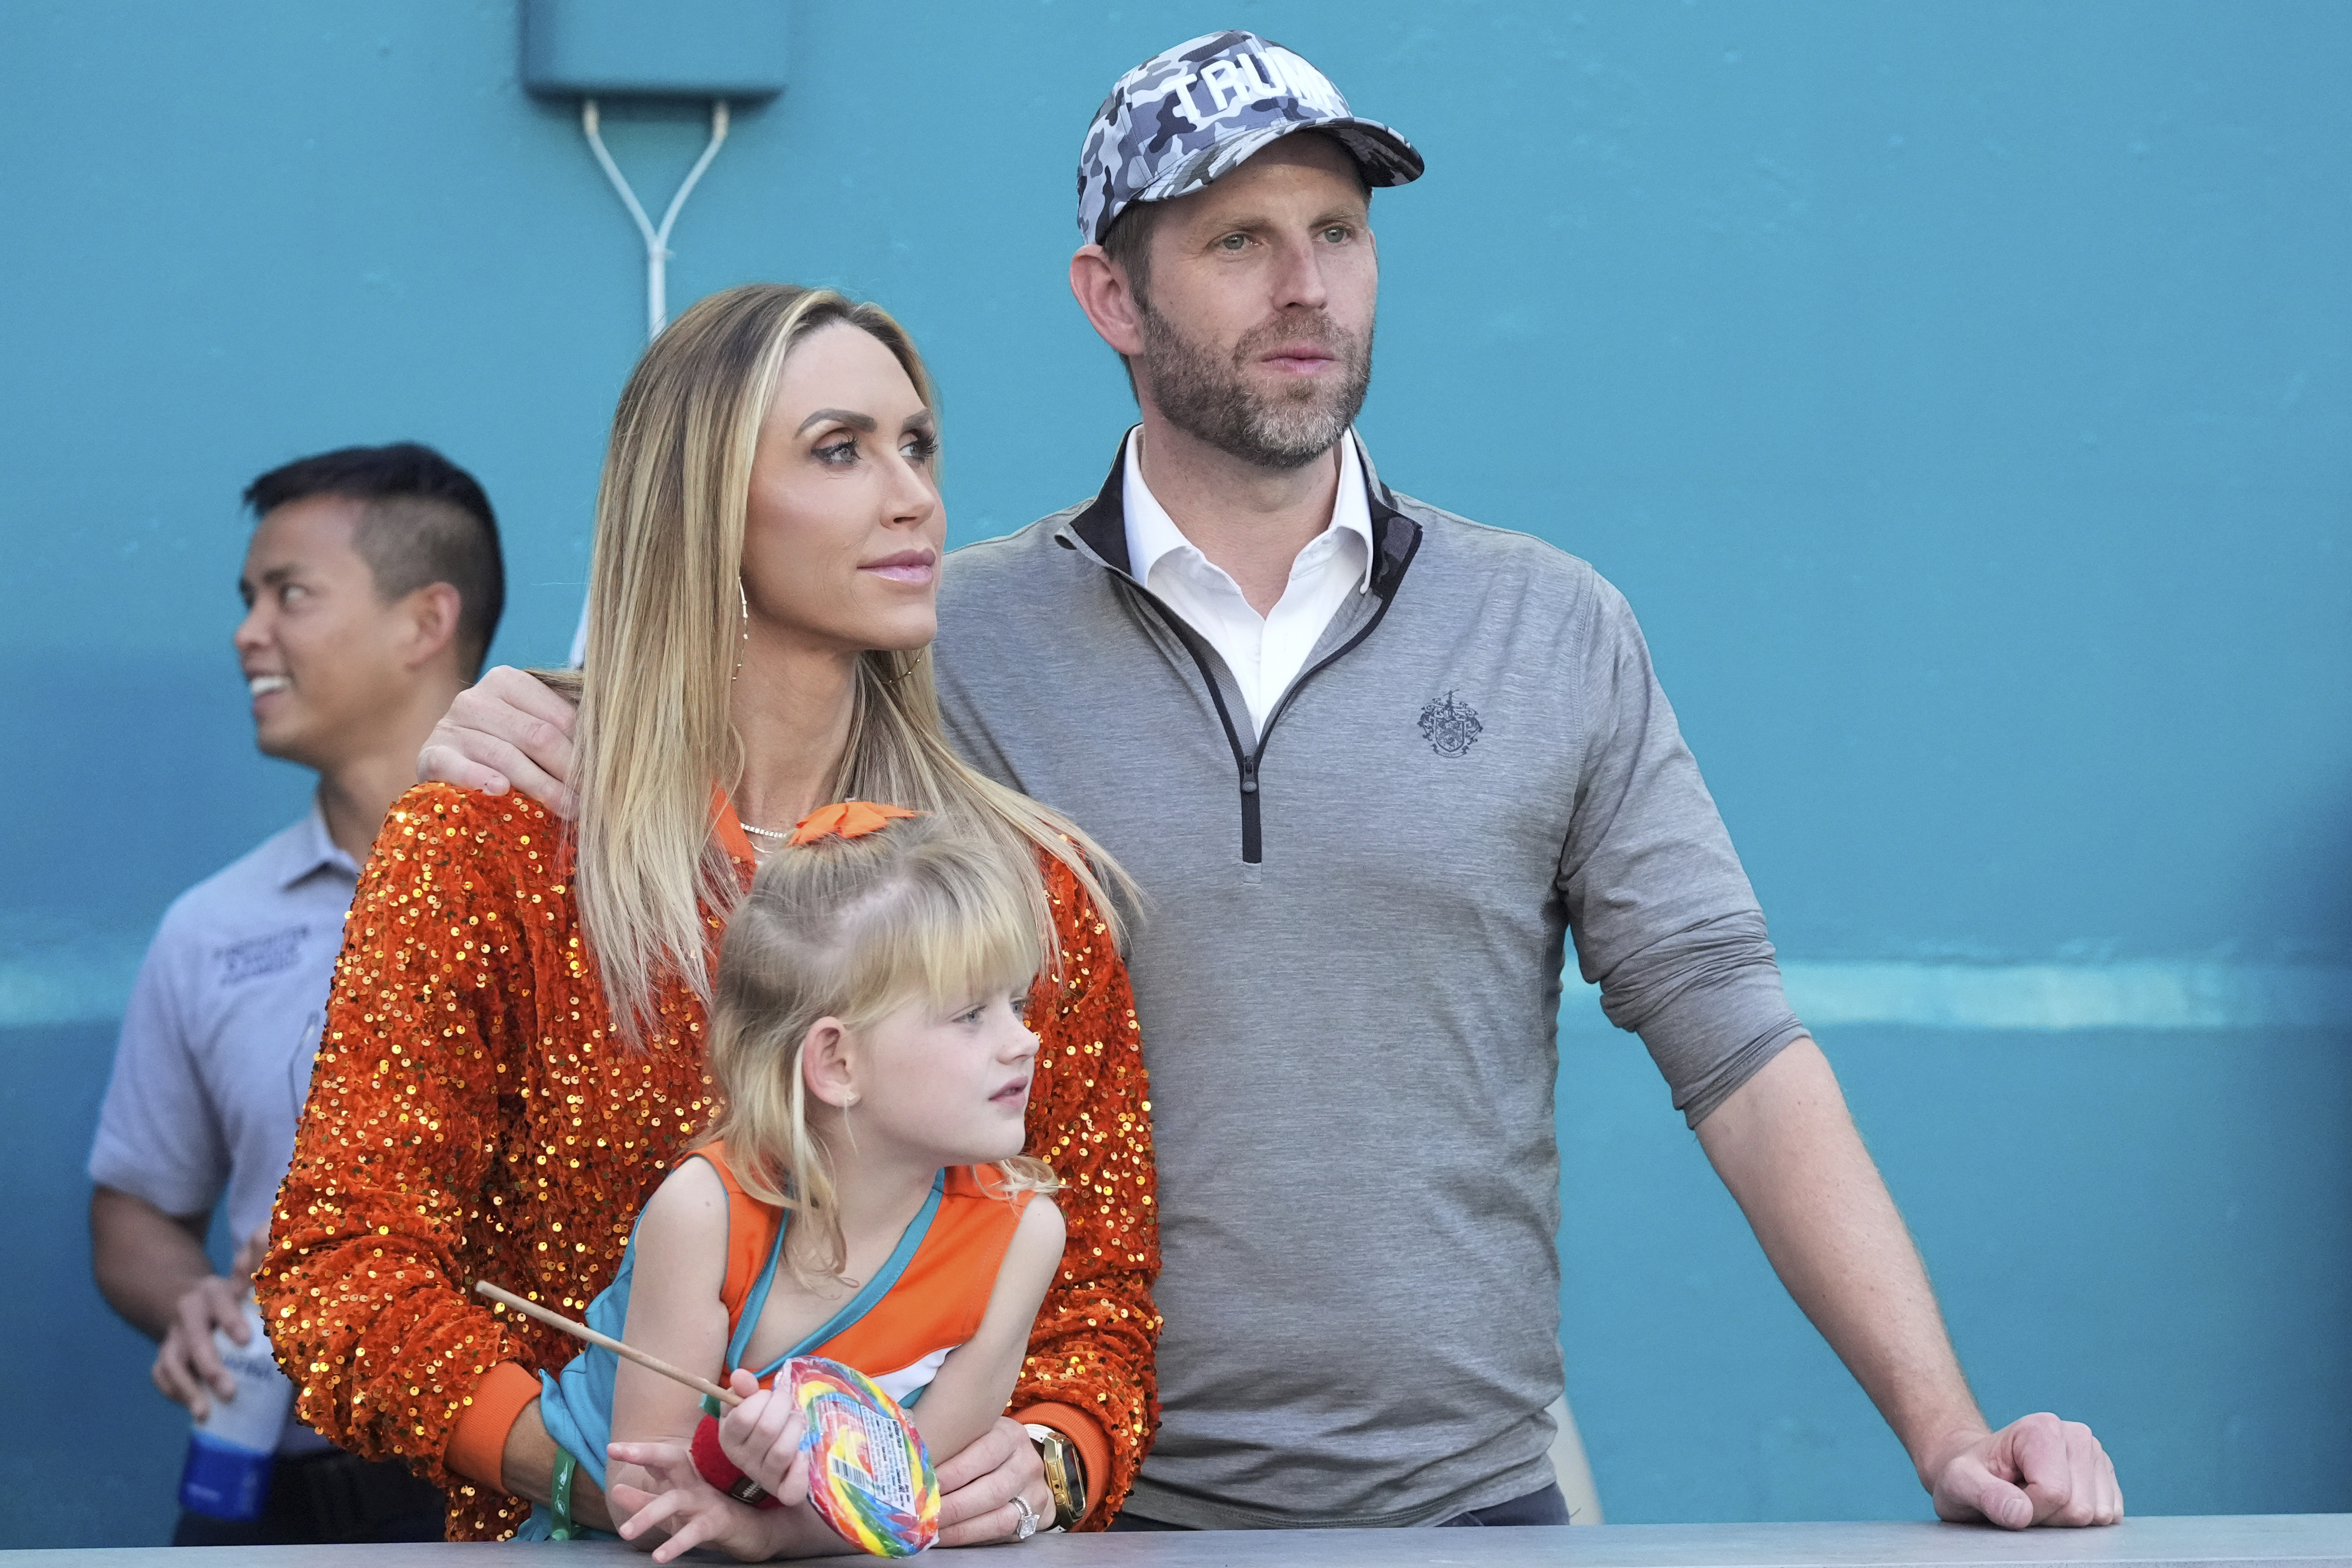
[88, 443, 504, 1545]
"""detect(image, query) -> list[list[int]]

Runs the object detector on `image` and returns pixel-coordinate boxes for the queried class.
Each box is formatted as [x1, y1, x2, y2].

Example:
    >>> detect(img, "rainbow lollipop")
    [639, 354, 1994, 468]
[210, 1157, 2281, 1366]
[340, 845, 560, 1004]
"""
[791, 1356, 939, 1556]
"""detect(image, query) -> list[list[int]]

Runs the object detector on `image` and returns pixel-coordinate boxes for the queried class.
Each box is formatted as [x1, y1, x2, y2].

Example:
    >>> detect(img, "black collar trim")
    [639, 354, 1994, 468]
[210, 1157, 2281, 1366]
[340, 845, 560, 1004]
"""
[1062, 427, 1420, 599]
[1066, 431, 1135, 575]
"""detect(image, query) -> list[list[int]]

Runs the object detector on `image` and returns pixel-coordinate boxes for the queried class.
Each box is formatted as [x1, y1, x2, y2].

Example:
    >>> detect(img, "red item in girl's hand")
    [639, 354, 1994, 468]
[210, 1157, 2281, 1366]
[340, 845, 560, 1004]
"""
[691, 1413, 784, 1510]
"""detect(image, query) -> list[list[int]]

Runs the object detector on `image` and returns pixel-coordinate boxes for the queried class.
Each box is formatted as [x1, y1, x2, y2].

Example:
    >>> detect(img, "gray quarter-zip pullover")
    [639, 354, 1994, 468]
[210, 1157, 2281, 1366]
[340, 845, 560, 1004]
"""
[936, 433, 1805, 1529]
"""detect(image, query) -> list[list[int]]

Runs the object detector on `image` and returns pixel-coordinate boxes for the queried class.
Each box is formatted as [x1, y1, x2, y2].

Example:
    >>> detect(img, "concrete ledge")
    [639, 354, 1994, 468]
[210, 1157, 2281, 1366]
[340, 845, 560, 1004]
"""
[7, 1515, 2350, 1566]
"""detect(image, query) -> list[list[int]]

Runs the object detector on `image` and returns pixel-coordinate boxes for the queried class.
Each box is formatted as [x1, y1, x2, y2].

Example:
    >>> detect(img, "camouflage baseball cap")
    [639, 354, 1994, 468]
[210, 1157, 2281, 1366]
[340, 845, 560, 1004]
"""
[1077, 31, 1424, 245]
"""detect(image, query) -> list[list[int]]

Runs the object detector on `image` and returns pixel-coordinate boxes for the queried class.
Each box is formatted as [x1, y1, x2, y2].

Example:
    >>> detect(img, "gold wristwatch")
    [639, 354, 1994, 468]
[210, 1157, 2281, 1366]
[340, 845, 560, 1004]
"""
[1023, 1423, 1088, 1530]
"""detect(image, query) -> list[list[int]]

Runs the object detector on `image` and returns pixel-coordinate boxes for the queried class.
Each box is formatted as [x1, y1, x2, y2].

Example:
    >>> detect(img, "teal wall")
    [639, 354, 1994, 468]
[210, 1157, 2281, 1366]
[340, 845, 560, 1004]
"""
[4, 1, 2347, 1546]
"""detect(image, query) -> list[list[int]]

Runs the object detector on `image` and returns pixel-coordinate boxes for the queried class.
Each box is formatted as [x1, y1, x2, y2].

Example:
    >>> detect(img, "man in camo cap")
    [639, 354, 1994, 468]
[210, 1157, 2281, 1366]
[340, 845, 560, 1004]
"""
[1010, 29, 2118, 1535]
[426, 27, 2122, 1539]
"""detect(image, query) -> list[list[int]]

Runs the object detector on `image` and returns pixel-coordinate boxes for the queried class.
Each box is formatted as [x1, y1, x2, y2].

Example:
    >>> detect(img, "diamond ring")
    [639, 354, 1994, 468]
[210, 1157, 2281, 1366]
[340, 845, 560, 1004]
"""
[1010, 1493, 1041, 1541]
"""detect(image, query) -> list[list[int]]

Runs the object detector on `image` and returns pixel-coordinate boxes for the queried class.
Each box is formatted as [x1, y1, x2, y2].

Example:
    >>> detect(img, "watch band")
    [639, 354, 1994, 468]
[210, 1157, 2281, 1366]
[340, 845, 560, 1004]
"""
[1023, 1422, 1088, 1530]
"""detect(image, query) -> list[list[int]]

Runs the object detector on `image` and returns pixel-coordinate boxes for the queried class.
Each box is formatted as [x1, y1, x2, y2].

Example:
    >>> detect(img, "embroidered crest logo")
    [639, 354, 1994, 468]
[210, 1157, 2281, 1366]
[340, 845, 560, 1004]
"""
[1417, 691, 1483, 757]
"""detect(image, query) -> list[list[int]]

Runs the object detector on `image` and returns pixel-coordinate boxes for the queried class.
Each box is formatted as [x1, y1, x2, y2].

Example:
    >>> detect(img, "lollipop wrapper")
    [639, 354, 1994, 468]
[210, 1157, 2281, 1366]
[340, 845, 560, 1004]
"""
[791, 1356, 939, 1556]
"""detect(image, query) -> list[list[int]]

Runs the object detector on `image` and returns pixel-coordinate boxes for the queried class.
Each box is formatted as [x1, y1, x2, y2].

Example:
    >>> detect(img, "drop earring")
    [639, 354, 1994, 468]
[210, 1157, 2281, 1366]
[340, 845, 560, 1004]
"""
[733, 580, 749, 682]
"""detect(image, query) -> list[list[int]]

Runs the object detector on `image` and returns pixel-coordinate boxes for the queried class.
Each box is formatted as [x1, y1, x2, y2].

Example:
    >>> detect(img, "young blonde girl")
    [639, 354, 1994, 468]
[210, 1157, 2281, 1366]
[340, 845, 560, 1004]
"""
[530, 806, 1068, 1560]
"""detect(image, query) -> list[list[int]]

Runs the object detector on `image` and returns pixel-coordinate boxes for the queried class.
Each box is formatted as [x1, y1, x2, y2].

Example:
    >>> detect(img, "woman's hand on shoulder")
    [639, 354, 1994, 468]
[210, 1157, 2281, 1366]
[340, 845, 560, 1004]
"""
[416, 665, 581, 819]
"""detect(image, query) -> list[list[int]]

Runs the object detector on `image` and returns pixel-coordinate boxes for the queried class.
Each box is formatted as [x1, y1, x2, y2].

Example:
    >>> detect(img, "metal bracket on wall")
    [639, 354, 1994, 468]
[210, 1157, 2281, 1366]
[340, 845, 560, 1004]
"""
[579, 97, 730, 341]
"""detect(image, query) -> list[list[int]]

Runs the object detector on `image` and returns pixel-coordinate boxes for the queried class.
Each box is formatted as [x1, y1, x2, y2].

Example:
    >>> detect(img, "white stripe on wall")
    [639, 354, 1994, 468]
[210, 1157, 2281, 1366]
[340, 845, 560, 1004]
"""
[1568, 961, 2352, 1033]
[1781, 960, 2352, 1031]
[0, 935, 145, 1029]
[5, 939, 2350, 1032]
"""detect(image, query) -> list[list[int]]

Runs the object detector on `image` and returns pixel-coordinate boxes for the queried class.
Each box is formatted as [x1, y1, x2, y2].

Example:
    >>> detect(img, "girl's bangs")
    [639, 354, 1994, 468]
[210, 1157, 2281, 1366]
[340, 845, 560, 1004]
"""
[839, 862, 1049, 1024]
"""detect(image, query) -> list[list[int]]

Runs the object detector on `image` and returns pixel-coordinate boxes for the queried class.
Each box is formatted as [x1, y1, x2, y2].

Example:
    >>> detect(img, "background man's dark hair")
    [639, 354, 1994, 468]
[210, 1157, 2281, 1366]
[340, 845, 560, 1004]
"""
[244, 442, 504, 681]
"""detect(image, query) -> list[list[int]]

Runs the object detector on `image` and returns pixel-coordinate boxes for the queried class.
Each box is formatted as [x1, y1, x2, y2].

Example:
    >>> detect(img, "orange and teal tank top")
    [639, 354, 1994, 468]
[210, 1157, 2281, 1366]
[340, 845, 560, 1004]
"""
[702, 1141, 1035, 1404]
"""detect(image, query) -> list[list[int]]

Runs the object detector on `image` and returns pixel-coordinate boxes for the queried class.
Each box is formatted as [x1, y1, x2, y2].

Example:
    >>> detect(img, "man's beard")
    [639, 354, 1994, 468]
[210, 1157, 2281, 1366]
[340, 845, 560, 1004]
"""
[1135, 306, 1373, 471]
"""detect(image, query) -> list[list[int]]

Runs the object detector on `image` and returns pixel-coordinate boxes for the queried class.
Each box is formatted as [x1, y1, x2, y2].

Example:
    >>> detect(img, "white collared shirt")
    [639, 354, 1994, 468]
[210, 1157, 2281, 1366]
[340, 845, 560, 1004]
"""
[1122, 428, 1375, 734]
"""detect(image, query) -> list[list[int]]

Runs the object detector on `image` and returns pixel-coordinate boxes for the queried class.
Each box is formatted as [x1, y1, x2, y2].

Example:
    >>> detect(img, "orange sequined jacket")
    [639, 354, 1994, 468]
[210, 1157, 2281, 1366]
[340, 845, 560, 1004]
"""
[260, 785, 1158, 1540]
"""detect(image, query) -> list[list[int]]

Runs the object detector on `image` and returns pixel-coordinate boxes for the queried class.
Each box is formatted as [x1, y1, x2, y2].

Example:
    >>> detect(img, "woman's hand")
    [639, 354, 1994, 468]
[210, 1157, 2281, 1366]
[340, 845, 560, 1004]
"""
[716, 1367, 811, 1504]
[934, 1416, 1054, 1545]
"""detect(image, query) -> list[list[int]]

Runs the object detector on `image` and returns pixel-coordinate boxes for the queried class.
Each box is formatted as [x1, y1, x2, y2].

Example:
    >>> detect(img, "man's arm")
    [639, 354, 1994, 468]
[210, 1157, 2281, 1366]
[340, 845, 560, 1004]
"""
[1695, 1038, 2122, 1527]
[90, 1185, 258, 1420]
[416, 666, 579, 817]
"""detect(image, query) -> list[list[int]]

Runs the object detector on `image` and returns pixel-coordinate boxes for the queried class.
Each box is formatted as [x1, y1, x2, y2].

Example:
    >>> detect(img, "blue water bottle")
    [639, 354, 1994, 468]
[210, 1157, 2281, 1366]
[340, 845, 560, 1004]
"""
[176, 1294, 295, 1521]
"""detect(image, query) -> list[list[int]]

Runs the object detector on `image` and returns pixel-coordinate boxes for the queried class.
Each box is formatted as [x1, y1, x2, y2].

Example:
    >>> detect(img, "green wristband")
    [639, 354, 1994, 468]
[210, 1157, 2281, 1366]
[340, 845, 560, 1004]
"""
[550, 1446, 580, 1541]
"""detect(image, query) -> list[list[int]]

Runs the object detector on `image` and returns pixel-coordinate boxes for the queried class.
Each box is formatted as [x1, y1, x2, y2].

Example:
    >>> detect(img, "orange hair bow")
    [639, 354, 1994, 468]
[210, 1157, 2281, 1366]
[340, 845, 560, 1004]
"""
[785, 800, 920, 847]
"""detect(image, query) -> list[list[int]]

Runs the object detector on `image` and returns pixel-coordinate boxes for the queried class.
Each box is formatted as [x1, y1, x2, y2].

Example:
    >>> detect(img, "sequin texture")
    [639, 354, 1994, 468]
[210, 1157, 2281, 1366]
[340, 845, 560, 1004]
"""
[259, 785, 1160, 1539]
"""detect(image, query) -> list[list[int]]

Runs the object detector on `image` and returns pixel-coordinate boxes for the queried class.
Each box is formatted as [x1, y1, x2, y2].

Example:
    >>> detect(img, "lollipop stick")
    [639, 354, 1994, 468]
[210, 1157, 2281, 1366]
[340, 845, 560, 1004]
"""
[474, 1280, 740, 1408]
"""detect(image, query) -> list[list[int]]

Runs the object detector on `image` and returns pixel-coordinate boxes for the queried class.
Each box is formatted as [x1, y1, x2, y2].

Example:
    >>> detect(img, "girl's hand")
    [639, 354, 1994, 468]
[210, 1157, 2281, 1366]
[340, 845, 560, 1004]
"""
[718, 1367, 812, 1506]
[609, 1438, 785, 1564]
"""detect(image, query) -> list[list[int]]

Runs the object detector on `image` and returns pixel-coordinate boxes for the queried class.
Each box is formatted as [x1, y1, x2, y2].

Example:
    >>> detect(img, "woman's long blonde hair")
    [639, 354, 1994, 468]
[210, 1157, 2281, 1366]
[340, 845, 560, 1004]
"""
[570, 283, 1124, 1041]
[704, 813, 1058, 1280]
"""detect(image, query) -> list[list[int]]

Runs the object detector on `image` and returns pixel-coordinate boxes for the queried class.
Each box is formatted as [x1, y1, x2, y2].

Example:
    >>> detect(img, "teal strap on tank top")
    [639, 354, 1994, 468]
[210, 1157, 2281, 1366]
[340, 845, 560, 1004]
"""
[703, 1169, 946, 1416]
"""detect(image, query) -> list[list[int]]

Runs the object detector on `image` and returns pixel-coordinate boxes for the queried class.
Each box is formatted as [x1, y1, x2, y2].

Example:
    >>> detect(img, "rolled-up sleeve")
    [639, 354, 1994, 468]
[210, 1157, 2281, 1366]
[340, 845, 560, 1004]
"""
[1558, 579, 1808, 1127]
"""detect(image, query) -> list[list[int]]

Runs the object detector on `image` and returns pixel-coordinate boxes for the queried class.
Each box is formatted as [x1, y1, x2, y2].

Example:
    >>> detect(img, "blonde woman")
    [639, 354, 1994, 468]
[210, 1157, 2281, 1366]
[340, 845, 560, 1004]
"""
[260, 286, 1156, 1544]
